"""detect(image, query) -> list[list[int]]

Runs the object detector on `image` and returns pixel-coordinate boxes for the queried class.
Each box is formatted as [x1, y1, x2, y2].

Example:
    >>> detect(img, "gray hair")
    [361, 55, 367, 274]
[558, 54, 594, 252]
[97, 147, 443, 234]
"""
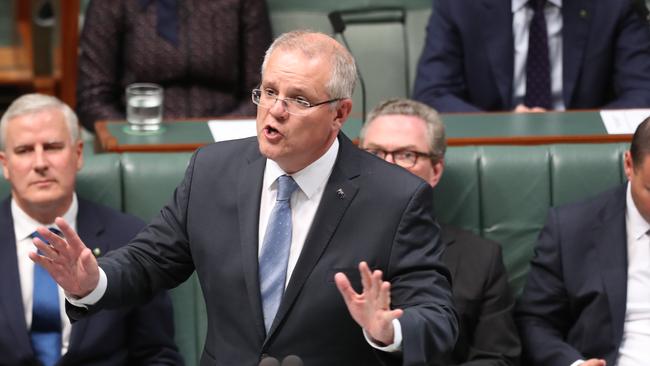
[0, 93, 80, 150]
[360, 98, 446, 162]
[261, 30, 357, 100]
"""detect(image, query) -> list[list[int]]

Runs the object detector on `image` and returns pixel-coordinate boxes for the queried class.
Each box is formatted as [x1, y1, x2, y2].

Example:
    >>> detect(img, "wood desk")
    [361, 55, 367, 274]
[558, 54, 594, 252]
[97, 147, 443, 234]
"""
[95, 111, 632, 153]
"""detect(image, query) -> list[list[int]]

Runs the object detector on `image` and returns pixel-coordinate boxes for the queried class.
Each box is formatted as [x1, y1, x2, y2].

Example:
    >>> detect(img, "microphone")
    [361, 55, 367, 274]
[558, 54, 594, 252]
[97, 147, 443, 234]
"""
[328, 10, 368, 124]
[281, 355, 304, 366]
[258, 356, 280, 366]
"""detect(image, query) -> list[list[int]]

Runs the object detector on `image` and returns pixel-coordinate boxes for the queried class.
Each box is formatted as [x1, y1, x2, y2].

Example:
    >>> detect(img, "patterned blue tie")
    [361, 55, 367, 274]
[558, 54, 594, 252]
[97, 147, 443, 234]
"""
[30, 228, 63, 366]
[259, 175, 299, 332]
[524, 0, 552, 109]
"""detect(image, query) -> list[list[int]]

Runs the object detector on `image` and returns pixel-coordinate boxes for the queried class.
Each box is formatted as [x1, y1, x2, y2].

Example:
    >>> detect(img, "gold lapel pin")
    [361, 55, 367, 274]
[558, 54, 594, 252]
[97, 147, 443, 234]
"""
[92, 247, 101, 257]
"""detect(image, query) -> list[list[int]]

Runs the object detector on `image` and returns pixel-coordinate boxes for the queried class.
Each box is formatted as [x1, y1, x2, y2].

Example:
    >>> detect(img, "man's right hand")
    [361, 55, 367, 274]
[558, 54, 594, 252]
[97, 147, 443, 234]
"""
[580, 359, 606, 366]
[29, 216, 100, 298]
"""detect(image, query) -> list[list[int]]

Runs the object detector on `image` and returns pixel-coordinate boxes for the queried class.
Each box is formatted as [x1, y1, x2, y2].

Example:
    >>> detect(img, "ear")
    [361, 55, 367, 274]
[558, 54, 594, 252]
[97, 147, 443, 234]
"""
[624, 150, 634, 181]
[75, 140, 84, 172]
[428, 159, 445, 188]
[0, 151, 8, 180]
[333, 99, 353, 131]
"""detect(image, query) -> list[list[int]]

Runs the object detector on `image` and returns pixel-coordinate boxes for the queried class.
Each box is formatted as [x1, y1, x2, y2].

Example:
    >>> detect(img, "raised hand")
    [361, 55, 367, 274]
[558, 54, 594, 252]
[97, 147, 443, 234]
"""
[29, 217, 100, 298]
[335, 261, 403, 346]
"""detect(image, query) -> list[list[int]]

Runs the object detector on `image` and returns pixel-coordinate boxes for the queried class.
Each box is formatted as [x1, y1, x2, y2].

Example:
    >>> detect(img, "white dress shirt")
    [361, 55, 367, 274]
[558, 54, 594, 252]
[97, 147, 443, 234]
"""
[12, 194, 78, 355]
[512, 0, 564, 110]
[75, 138, 402, 350]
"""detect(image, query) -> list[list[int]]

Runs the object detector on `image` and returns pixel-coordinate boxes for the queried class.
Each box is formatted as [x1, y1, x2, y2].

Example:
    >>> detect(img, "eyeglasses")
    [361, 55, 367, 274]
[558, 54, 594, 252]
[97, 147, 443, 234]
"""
[364, 148, 433, 168]
[252, 88, 342, 116]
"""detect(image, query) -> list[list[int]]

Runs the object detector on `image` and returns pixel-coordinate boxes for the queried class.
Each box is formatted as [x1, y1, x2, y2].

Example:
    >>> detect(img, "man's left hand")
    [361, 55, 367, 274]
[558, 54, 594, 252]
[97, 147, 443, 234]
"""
[335, 261, 403, 345]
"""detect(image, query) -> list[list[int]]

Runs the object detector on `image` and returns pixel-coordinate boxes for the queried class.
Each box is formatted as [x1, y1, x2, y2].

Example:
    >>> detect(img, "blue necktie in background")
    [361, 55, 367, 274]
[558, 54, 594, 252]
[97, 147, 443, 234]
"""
[30, 228, 63, 366]
[259, 175, 299, 333]
[524, 0, 552, 109]
[138, 0, 179, 46]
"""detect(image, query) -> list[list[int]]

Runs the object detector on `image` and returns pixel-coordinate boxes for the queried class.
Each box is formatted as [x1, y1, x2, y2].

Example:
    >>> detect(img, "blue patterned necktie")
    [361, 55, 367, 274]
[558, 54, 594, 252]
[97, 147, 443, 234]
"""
[524, 0, 552, 109]
[30, 228, 63, 366]
[259, 175, 299, 333]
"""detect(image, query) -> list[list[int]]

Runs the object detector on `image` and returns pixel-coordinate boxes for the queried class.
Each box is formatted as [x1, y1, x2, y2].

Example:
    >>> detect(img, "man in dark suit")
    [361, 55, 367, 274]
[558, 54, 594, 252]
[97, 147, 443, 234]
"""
[31, 31, 458, 366]
[516, 117, 650, 366]
[0, 94, 182, 365]
[412, 0, 650, 112]
[360, 98, 521, 365]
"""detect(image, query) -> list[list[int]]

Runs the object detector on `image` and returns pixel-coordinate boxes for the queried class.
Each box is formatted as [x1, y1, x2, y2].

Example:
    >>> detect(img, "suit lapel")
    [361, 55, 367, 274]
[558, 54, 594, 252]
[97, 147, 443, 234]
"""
[562, 0, 593, 107]
[593, 186, 627, 346]
[0, 199, 33, 353]
[237, 147, 267, 339]
[67, 199, 108, 353]
[480, 0, 514, 107]
[265, 135, 360, 341]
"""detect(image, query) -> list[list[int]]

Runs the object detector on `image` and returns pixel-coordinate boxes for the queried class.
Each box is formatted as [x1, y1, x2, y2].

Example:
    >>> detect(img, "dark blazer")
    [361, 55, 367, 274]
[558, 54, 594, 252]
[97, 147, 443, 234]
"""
[440, 224, 520, 366]
[0, 198, 182, 366]
[78, 134, 458, 366]
[412, 0, 650, 112]
[76, 0, 272, 132]
[516, 184, 628, 365]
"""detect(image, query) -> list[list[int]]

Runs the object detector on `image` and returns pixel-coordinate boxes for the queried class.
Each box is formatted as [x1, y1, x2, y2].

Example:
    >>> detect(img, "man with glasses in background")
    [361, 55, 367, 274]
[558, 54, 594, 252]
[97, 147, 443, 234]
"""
[29, 31, 458, 366]
[360, 98, 521, 365]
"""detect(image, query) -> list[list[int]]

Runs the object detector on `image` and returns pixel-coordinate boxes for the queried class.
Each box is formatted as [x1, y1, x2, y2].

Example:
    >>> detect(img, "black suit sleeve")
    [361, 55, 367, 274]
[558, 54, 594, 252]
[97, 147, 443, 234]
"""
[388, 182, 459, 366]
[515, 209, 583, 365]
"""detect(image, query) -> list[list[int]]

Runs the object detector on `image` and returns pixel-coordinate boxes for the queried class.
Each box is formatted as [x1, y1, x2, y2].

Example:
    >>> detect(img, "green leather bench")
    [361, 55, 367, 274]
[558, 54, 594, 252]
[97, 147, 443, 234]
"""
[0, 142, 629, 365]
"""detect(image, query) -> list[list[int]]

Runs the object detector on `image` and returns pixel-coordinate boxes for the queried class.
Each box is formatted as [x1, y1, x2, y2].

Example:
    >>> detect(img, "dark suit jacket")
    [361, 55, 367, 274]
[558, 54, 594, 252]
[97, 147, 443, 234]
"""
[76, 0, 272, 132]
[440, 224, 520, 366]
[0, 197, 182, 365]
[412, 0, 650, 112]
[515, 184, 629, 365]
[78, 134, 458, 366]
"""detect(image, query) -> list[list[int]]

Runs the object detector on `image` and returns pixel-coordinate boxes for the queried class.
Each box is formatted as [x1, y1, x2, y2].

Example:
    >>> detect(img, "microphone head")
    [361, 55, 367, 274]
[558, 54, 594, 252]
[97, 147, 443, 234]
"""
[259, 357, 280, 366]
[327, 11, 346, 33]
[281, 355, 304, 366]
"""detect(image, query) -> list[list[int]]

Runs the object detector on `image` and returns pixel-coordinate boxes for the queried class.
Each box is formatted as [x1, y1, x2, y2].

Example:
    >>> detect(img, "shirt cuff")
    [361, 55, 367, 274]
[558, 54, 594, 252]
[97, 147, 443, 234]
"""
[569, 360, 585, 366]
[65, 267, 107, 307]
[363, 318, 403, 353]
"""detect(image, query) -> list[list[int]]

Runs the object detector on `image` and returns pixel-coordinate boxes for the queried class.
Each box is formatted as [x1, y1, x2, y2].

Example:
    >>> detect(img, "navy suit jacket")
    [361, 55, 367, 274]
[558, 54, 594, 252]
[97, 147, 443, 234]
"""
[0, 197, 182, 365]
[440, 225, 520, 365]
[73, 134, 458, 366]
[413, 0, 650, 112]
[516, 184, 628, 365]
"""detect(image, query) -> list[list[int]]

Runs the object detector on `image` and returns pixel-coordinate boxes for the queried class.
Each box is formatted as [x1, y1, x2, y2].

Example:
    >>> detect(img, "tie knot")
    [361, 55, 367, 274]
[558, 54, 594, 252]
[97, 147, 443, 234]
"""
[276, 175, 298, 202]
[30, 228, 63, 244]
[529, 0, 546, 11]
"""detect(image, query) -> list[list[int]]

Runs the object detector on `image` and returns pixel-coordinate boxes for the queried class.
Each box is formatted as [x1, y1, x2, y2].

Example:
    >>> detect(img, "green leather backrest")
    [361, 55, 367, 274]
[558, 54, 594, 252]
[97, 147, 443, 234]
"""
[120, 152, 206, 366]
[266, 0, 432, 117]
[435, 143, 629, 295]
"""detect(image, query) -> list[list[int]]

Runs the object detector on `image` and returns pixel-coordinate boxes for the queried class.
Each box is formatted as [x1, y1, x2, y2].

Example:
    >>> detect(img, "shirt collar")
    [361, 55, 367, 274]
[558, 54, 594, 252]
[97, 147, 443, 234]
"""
[12, 193, 78, 241]
[512, 0, 562, 13]
[264, 138, 339, 200]
[626, 181, 650, 241]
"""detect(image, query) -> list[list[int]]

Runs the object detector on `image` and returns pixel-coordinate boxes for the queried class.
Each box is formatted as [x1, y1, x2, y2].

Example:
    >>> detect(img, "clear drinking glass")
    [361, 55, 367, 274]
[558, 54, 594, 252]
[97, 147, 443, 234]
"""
[126, 83, 163, 131]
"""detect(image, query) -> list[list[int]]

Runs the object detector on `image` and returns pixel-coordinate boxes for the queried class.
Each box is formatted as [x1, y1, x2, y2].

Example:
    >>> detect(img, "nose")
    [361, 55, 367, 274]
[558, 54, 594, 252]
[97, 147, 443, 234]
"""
[384, 152, 396, 164]
[268, 97, 289, 119]
[33, 146, 48, 174]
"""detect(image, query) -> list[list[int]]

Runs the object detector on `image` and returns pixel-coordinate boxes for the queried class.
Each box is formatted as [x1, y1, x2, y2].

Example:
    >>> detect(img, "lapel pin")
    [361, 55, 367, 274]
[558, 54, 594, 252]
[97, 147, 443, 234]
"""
[92, 247, 101, 257]
[579, 9, 587, 18]
[336, 188, 345, 199]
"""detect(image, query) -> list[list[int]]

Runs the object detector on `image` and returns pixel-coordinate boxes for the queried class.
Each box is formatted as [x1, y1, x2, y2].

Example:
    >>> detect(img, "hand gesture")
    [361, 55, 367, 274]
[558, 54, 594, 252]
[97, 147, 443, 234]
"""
[335, 261, 403, 346]
[29, 217, 100, 298]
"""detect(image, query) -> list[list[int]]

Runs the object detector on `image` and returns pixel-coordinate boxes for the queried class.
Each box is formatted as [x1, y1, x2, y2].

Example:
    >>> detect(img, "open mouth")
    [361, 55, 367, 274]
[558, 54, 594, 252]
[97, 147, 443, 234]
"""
[264, 125, 281, 137]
